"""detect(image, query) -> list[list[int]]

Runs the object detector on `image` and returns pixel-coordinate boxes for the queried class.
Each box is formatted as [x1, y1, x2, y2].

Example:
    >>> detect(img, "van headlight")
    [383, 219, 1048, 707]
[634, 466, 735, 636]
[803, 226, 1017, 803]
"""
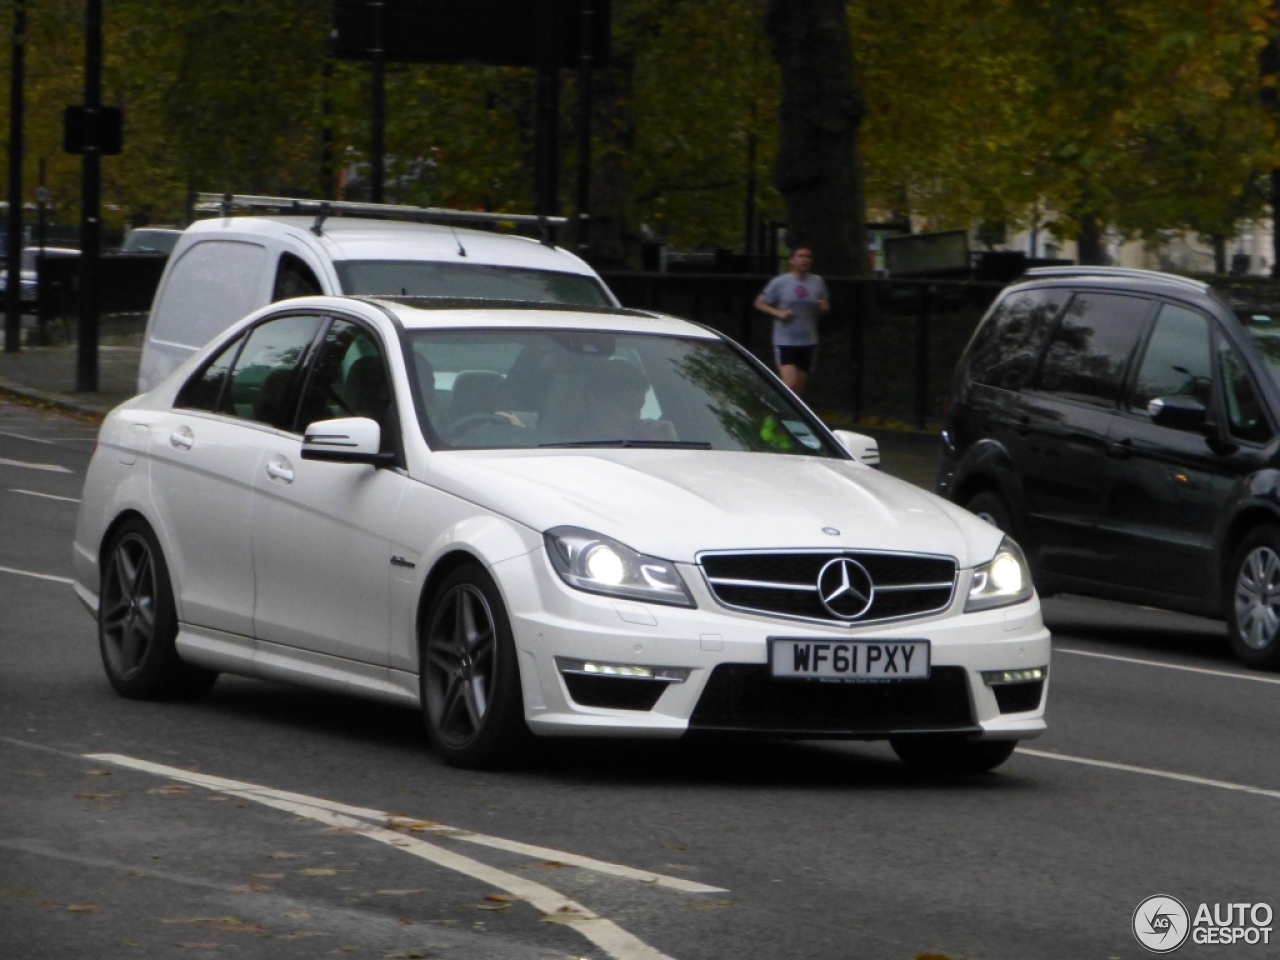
[965, 537, 1034, 611]
[545, 526, 695, 607]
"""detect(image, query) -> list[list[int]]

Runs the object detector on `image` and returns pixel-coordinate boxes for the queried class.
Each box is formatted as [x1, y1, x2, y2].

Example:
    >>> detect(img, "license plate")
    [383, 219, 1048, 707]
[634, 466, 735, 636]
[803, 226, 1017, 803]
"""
[769, 638, 930, 682]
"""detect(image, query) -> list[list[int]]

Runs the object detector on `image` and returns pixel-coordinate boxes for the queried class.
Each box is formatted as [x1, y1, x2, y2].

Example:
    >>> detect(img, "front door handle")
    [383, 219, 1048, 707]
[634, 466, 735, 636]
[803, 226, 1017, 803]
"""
[266, 459, 295, 484]
[169, 426, 194, 450]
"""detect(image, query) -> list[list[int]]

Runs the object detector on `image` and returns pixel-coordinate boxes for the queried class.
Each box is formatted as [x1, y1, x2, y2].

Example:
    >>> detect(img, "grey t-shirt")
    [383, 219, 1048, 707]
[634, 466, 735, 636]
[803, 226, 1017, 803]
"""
[759, 273, 828, 347]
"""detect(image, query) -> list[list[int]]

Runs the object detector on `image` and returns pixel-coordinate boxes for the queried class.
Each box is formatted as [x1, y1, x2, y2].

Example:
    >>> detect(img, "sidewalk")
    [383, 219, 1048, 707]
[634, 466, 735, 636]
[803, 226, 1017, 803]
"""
[0, 334, 941, 488]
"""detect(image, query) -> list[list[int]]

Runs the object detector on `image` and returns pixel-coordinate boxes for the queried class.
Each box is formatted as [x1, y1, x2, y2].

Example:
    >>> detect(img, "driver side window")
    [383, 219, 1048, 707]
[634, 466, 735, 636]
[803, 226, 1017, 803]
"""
[297, 318, 396, 453]
[1127, 303, 1212, 417]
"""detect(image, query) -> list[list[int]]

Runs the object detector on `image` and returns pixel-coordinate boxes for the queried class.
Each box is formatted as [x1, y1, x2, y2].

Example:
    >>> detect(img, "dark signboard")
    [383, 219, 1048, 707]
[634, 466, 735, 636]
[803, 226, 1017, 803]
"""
[332, 0, 610, 67]
[63, 106, 123, 156]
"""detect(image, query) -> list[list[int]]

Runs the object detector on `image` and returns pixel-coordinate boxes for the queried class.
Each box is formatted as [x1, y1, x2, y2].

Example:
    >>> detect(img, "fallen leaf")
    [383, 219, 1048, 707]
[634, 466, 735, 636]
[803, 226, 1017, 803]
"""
[661, 842, 687, 851]
[84, 769, 112, 777]
[25, 771, 46, 778]
[65, 904, 100, 913]
[485, 894, 520, 903]
[119, 869, 147, 878]
[332, 946, 357, 954]
[77, 792, 123, 801]
[177, 943, 220, 950]
[429, 919, 458, 926]
[659, 863, 695, 872]
[299, 868, 354, 877]
[376, 889, 427, 896]
[162, 916, 266, 934]
[466, 902, 511, 912]
[285, 911, 312, 920]
[148, 784, 189, 796]
[388, 951, 430, 959]
[266, 852, 301, 860]
[541, 860, 562, 868]
[397, 918, 413, 925]
[279, 931, 330, 940]
[231, 883, 269, 894]
[253, 873, 285, 880]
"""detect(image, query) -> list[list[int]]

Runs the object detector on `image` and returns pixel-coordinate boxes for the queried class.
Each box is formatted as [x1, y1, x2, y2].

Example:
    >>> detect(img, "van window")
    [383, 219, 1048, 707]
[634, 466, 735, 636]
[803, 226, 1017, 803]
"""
[1127, 304, 1212, 415]
[334, 260, 611, 306]
[1036, 293, 1149, 405]
[966, 288, 1066, 389]
[151, 240, 268, 348]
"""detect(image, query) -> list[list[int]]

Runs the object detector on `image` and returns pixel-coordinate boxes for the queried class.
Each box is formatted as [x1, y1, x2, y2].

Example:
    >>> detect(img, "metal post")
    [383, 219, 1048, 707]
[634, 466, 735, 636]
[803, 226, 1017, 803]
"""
[5, 0, 26, 354]
[370, 2, 385, 204]
[321, 28, 336, 200]
[914, 284, 934, 430]
[77, 0, 103, 392]
[534, 1, 561, 218]
[743, 105, 757, 260]
[574, 0, 593, 254]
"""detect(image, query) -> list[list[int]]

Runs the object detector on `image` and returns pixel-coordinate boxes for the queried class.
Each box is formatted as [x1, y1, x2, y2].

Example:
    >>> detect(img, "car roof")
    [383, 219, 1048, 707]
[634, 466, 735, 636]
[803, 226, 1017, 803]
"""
[1005, 266, 1224, 309]
[343, 296, 720, 339]
[183, 216, 599, 276]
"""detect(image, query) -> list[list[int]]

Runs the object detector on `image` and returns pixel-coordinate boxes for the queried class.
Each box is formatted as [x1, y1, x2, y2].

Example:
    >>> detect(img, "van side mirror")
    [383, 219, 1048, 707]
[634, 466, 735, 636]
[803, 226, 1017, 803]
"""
[833, 429, 881, 468]
[1147, 395, 1208, 432]
[301, 417, 395, 466]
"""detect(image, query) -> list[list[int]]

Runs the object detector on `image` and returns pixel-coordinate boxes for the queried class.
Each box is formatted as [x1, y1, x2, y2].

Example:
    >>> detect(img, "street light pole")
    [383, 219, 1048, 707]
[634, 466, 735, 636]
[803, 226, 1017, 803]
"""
[77, 0, 102, 392]
[5, 0, 26, 355]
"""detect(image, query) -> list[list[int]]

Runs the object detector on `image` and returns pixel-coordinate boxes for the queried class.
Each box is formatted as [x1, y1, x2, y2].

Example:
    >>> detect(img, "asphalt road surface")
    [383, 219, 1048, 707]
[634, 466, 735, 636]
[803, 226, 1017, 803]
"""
[3, 398, 1277, 960]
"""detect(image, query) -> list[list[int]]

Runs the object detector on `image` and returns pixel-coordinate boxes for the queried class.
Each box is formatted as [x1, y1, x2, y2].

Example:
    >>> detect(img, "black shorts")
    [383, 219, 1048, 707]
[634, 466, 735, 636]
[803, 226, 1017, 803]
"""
[775, 345, 817, 373]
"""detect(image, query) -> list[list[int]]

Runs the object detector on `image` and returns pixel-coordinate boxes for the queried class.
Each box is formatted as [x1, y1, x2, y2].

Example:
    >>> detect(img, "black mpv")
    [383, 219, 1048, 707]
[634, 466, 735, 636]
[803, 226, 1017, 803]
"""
[938, 266, 1280, 669]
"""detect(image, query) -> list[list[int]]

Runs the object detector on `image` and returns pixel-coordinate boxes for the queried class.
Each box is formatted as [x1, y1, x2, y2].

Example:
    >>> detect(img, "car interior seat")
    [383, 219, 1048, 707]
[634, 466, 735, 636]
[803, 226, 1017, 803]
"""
[447, 370, 508, 426]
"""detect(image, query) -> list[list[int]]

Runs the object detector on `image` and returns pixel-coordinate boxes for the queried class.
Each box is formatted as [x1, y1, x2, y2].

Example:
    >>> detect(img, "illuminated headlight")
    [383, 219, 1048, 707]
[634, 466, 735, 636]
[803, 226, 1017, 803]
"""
[981, 667, 1047, 686]
[965, 537, 1034, 612]
[545, 526, 695, 607]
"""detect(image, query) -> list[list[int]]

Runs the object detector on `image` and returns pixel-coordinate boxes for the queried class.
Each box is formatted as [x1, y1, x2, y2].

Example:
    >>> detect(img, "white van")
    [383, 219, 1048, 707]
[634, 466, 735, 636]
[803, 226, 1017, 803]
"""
[136, 195, 617, 393]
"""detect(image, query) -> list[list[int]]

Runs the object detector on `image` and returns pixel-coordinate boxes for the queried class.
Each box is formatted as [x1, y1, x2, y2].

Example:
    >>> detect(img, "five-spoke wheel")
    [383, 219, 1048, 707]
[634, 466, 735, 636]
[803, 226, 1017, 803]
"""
[99, 518, 217, 699]
[1228, 527, 1280, 669]
[420, 566, 526, 767]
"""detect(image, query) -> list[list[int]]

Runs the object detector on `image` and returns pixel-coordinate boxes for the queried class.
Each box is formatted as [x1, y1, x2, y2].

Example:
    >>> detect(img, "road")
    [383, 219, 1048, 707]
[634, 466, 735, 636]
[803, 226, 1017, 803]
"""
[2, 398, 1277, 959]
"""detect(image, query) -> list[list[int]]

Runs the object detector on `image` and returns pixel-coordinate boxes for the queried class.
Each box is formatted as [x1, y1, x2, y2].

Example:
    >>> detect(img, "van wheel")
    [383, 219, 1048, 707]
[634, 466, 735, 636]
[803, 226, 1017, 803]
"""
[99, 518, 218, 700]
[964, 491, 1013, 533]
[1227, 526, 1280, 669]
[890, 736, 1017, 775]
[419, 565, 528, 768]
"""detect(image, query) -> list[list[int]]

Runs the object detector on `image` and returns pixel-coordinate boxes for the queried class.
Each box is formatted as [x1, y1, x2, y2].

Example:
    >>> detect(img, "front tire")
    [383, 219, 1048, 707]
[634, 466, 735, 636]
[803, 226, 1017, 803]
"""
[890, 735, 1017, 775]
[1226, 526, 1280, 669]
[964, 490, 1013, 534]
[420, 565, 528, 768]
[99, 518, 217, 700]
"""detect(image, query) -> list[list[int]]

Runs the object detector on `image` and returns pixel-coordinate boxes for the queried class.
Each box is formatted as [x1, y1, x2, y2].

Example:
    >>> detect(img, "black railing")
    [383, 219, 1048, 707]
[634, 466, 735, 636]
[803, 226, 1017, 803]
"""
[602, 272, 1004, 428]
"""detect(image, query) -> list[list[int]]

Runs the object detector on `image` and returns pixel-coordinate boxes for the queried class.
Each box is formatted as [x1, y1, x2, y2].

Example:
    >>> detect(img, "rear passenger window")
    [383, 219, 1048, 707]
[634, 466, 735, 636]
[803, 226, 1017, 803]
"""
[1036, 293, 1150, 404]
[1127, 304, 1212, 415]
[221, 314, 324, 429]
[176, 335, 244, 412]
[966, 288, 1066, 389]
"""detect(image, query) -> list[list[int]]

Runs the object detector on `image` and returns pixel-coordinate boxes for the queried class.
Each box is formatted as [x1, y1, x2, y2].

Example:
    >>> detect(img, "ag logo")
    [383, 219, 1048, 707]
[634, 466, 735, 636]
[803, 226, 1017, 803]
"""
[1133, 895, 1190, 953]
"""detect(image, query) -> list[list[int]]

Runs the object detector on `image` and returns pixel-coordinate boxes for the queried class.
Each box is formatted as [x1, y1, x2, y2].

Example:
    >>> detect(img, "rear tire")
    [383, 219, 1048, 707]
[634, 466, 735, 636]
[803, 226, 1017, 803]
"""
[420, 565, 528, 768]
[99, 518, 217, 700]
[1226, 526, 1280, 669]
[890, 735, 1017, 775]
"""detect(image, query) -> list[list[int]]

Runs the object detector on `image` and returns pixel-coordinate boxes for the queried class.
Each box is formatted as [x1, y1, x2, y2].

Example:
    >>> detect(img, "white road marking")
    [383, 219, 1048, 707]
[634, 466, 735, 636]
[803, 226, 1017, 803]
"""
[90, 754, 722, 960]
[1054, 646, 1280, 686]
[0, 457, 72, 474]
[0, 565, 75, 585]
[9, 488, 80, 503]
[1018, 748, 1280, 801]
[0, 430, 55, 445]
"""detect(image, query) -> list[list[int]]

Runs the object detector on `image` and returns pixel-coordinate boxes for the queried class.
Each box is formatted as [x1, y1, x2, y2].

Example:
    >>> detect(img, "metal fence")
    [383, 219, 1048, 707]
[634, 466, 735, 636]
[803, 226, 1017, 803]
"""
[602, 272, 1005, 428]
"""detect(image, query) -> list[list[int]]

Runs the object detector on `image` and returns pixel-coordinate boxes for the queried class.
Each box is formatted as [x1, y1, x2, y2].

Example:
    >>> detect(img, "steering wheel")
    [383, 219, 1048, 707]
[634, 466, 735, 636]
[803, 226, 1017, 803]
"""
[443, 413, 509, 442]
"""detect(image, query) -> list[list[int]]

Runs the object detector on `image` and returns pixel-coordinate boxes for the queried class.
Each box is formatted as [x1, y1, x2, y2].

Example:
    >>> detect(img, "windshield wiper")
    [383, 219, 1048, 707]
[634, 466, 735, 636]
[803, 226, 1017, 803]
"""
[538, 439, 713, 449]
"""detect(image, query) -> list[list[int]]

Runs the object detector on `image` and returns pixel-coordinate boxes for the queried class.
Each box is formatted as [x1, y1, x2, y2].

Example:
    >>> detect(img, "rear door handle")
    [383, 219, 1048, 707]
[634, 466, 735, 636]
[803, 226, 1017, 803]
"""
[266, 459, 295, 484]
[169, 426, 194, 450]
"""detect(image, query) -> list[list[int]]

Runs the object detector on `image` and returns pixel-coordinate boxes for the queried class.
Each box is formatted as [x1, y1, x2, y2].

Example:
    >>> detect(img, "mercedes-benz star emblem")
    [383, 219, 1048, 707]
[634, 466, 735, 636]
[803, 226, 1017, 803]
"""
[817, 557, 875, 620]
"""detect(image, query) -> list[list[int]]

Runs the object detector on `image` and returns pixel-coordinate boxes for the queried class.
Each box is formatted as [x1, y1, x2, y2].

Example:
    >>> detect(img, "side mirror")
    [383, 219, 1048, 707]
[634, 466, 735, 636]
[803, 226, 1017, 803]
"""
[833, 429, 881, 468]
[1147, 395, 1208, 433]
[301, 417, 395, 466]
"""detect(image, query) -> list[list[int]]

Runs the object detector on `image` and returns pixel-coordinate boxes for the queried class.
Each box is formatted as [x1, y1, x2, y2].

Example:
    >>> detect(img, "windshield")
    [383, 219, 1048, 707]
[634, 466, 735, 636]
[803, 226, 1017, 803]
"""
[406, 328, 839, 456]
[336, 260, 612, 307]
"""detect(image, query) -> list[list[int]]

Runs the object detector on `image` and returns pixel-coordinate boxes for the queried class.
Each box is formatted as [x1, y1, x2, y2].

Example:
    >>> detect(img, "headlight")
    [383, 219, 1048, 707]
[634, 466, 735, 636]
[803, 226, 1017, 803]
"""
[545, 526, 695, 607]
[965, 537, 1034, 612]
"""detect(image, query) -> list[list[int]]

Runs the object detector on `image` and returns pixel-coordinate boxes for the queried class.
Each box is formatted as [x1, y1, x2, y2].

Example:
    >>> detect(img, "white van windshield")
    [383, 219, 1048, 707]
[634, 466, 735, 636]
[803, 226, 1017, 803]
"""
[335, 261, 612, 307]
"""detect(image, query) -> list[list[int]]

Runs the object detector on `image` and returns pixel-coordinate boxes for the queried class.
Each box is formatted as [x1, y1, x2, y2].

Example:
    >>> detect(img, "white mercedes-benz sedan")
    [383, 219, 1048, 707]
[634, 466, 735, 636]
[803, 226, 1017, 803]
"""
[73, 296, 1049, 771]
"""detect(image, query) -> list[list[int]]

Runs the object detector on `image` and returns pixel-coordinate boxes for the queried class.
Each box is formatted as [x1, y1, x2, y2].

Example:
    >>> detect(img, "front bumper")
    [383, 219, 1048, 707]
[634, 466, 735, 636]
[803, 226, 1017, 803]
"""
[492, 549, 1050, 741]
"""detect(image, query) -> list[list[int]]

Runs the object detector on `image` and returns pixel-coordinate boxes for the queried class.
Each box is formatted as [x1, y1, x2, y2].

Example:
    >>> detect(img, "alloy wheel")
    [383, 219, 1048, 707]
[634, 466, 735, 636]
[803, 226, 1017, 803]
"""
[424, 583, 498, 748]
[1234, 545, 1280, 651]
[101, 533, 158, 680]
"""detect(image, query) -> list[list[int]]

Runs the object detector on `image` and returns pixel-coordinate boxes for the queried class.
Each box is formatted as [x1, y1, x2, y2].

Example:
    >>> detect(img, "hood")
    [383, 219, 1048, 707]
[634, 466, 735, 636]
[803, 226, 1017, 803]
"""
[422, 449, 1001, 568]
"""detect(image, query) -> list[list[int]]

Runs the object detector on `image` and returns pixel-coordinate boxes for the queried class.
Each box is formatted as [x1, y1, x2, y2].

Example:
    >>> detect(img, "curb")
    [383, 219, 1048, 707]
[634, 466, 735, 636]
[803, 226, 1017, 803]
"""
[0, 376, 112, 423]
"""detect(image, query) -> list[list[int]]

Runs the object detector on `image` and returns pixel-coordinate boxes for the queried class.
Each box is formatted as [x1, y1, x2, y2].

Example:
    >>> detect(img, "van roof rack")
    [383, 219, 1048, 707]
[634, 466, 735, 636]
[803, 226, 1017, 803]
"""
[193, 192, 566, 246]
[1023, 265, 1209, 292]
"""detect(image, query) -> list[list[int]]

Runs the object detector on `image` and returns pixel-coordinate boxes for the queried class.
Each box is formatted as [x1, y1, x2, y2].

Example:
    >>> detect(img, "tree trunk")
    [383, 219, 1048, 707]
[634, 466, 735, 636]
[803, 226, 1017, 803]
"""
[1076, 212, 1105, 265]
[763, 0, 866, 277]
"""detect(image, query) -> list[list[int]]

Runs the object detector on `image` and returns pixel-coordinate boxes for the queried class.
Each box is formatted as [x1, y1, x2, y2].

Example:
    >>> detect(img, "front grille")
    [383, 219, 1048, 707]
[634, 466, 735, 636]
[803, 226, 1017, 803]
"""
[993, 680, 1044, 714]
[700, 551, 957, 625]
[563, 673, 670, 711]
[688, 665, 975, 735]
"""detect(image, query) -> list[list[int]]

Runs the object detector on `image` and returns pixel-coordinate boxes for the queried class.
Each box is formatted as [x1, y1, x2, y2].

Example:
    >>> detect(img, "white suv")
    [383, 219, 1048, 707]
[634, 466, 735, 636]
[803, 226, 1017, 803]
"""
[136, 195, 616, 393]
